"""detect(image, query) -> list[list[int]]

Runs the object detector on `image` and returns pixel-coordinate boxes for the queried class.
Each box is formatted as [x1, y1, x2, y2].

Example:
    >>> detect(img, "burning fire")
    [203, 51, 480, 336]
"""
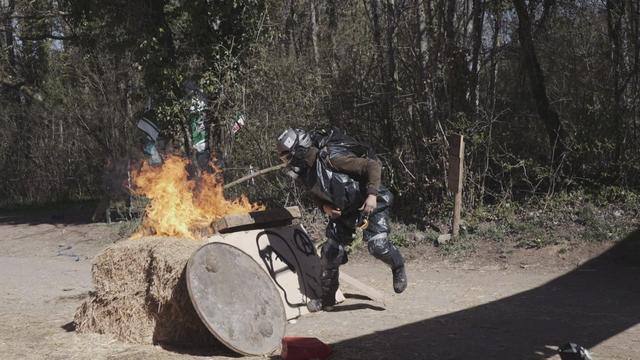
[131, 155, 264, 239]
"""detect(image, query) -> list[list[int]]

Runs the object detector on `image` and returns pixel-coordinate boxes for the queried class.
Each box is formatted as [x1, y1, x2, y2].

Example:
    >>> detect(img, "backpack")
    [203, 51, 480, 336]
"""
[301, 127, 375, 213]
[312, 127, 378, 161]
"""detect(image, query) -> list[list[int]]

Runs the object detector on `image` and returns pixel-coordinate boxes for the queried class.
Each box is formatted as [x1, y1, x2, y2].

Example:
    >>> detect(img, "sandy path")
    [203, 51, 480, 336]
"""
[0, 214, 638, 360]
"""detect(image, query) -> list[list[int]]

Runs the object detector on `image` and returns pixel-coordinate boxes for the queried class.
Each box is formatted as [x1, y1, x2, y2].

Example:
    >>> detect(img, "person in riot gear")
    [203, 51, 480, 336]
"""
[276, 127, 407, 312]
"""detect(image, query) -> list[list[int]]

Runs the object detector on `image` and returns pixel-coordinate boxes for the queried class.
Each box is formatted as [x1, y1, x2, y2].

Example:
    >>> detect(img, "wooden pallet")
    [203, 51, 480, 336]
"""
[212, 206, 302, 234]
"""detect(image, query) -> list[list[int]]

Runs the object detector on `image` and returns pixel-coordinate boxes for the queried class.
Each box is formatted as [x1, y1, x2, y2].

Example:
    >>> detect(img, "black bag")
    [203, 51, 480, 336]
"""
[301, 152, 363, 213]
[313, 127, 377, 160]
[300, 127, 372, 213]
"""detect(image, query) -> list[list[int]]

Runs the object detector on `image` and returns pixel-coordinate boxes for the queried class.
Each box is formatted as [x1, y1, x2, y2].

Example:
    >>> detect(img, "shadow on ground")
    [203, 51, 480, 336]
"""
[0, 201, 98, 225]
[331, 229, 640, 359]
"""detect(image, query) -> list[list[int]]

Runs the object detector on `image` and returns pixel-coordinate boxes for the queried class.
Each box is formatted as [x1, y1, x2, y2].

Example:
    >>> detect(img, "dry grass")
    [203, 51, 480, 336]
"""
[74, 237, 217, 348]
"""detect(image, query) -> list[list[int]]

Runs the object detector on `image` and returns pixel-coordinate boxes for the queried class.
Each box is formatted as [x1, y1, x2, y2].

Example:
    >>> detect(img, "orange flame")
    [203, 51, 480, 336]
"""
[131, 155, 264, 239]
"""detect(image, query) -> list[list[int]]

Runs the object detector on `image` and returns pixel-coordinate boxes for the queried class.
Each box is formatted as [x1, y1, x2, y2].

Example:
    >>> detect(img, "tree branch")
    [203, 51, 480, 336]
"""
[0, 79, 25, 89]
[18, 33, 76, 41]
[1, 11, 71, 20]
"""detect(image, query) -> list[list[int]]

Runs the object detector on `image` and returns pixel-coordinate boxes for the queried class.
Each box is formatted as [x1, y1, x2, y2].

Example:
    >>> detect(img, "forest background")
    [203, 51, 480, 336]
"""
[1, 0, 639, 249]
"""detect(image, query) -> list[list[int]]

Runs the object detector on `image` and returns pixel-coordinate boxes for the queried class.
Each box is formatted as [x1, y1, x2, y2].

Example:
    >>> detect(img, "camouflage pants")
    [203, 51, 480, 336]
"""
[319, 187, 404, 304]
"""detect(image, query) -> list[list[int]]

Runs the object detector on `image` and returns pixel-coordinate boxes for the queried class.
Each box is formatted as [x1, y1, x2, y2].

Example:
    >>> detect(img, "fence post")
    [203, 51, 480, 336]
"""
[447, 134, 465, 239]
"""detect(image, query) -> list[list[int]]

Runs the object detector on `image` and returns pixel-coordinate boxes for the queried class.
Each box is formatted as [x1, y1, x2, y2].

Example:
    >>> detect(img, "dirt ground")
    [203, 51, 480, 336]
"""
[1, 208, 639, 360]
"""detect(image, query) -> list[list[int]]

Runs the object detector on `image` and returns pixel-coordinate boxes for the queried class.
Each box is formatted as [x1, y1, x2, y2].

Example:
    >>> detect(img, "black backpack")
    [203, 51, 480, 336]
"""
[297, 127, 376, 213]
[312, 127, 378, 161]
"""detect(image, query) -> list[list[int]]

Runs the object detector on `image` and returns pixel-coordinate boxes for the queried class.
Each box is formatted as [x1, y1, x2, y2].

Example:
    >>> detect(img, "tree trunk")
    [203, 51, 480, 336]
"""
[488, 0, 501, 113]
[326, 0, 339, 78]
[415, 0, 434, 138]
[480, 0, 502, 202]
[606, 0, 625, 170]
[468, 0, 484, 114]
[369, 0, 394, 148]
[154, 0, 176, 67]
[310, 0, 320, 82]
[621, 0, 639, 171]
[444, 0, 456, 117]
[283, 0, 296, 59]
[630, 0, 640, 152]
[410, 0, 425, 161]
[383, 0, 398, 148]
[513, 0, 567, 165]
[2, 0, 17, 70]
[536, 0, 556, 32]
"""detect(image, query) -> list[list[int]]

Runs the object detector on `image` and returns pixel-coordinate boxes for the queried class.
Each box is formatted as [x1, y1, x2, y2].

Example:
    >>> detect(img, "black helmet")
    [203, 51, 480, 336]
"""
[277, 128, 312, 162]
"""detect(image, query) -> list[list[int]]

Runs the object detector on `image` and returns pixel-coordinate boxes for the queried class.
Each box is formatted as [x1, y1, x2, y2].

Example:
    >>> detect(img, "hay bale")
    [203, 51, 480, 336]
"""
[74, 237, 217, 347]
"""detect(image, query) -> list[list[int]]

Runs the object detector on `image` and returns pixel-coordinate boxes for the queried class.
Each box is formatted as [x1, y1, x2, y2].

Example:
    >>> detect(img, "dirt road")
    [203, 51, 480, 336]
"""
[1, 211, 638, 360]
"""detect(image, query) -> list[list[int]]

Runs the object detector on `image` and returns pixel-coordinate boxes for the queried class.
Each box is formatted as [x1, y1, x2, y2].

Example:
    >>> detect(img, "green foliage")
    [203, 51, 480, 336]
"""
[575, 203, 627, 243]
[2, 0, 640, 230]
[460, 187, 638, 253]
[388, 222, 420, 248]
[511, 222, 557, 249]
[437, 234, 477, 260]
[593, 186, 640, 210]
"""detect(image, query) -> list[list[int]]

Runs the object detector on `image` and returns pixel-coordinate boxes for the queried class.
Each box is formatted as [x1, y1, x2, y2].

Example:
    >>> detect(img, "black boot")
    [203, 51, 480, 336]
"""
[306, 297, 336, 313]
[319, 268, 339, 310]
[317, 239, 344, 312]
[392, 266, 407, 293]
[307, 299, 323, 312]
[367, 235, 406, 293]
[307, 299, 322, 312]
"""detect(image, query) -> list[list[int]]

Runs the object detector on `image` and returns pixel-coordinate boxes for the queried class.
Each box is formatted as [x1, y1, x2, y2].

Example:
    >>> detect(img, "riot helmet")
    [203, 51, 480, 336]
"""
[276, 128, 312, 163]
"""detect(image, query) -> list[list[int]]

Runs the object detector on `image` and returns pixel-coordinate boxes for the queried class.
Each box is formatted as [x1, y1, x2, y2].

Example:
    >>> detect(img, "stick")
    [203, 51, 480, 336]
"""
[223, 163, 286, 189]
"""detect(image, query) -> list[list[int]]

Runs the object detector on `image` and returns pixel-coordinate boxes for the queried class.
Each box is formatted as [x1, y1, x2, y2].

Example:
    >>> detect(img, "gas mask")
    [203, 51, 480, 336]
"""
[283, 146, 310, 180]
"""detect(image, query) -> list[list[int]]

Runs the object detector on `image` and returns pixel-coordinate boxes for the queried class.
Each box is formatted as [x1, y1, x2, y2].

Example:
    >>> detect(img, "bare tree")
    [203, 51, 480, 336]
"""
[468, 0, 484, 114]
[513, 0, 567, 165]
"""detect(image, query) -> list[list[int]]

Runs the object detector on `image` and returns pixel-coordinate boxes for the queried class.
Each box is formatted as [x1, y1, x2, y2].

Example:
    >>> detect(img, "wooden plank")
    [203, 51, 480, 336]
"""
[340, 271, 387, 307]
[213, 206, 302, 233]
[447, 134, 465, 192]
[452, 191, 463, 238]
[448, 134, 465, 238]
[447, 156, 463, 192]
[448, 133, 465, 158]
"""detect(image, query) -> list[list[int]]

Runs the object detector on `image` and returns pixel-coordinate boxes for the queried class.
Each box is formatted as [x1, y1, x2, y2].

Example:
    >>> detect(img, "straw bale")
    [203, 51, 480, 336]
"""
[74, 237, 217, 347]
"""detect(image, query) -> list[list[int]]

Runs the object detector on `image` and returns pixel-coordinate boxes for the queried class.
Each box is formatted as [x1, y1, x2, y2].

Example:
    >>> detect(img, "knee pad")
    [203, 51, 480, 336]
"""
[367, 233, 392, 257]
[367, 233, 405, 269]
